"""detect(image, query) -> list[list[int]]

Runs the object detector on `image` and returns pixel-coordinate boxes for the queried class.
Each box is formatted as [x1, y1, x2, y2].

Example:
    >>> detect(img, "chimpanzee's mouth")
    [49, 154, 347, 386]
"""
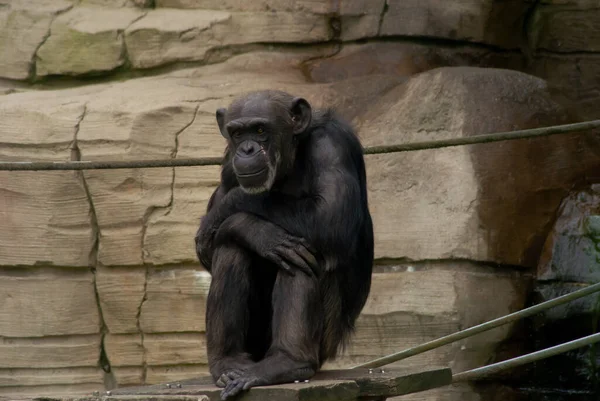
[236, 168, 267, 178]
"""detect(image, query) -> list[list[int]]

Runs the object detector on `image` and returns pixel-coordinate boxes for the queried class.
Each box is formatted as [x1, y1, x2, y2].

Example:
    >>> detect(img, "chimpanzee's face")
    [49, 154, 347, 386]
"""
[216, 91, 312, 194]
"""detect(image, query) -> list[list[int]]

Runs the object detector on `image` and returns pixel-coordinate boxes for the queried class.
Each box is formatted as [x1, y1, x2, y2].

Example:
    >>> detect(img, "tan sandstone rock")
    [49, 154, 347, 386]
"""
[111, 367, 144, 386]
[77, 81, 200, 266]
[103, 334, 144, 366]
[81, 0, 151, 6]
[357, 66, 600, 266]
[380, 0, 528, 49]
[530, 2, 600, 53]
[0, 268, 101, 337]
[146, 365, 208, 384]
[139, 267, 211, 333]
[96, 266, 146, 333]
[0, 1, 73, 80]
[0, 88, 94, 267]
[323, 264, 528, 373]
[537, 185, 600, 283]
[36, 6, 144, 76]
[0, 335, 101, 369]
[125, 9, 231, 69]
[155, 0, 326, 12]
[0, 367, 103, 388]
[145, 333, 208, 365]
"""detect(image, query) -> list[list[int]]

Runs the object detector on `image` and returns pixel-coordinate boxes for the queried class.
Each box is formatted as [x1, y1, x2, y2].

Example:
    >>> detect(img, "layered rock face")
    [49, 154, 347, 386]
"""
[1, 1, 599, 401]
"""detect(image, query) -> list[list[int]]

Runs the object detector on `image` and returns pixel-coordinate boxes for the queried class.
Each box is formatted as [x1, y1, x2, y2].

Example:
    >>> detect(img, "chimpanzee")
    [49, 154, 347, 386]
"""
[195, 90, 374, 400]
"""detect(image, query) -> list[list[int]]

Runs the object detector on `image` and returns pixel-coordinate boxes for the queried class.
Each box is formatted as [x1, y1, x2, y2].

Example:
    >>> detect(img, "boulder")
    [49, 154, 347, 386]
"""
[530, 1, 600, 52]
[538, 185, 600, 283]
[36, 6, 144, 76]
[324, 263, 529, 375]
[356, 66, 600, 266]
[0, 0, 73, 80]
[380, 0, 529, 49]
[303, 42, 495, 83]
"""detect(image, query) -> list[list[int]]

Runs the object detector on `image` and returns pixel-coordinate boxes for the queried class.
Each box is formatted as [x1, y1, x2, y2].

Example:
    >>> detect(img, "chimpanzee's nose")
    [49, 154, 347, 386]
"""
[238, 141, 259, 157]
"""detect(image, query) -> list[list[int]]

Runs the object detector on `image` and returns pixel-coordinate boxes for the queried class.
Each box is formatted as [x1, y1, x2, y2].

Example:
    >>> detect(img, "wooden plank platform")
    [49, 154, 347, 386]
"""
[52, 367, 452, 401]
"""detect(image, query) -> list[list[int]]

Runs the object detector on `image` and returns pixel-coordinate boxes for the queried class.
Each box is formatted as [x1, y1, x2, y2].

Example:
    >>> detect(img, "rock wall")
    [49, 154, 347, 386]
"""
[0, 1, 599, 400]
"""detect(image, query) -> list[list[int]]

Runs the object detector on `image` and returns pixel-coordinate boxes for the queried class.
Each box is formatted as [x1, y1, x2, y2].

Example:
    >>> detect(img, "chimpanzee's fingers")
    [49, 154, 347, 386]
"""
[296, 245, 319, 272]
[221, 379, 246, 400]
[242, 377, 260, 390]
[227, 370, 243, 380]
[299, 238, 318, 254]
[216, 376, 228, 387]
[279, 249, 313, 276]
[278, 260, 296, 276]
[266, 252, 295, 276]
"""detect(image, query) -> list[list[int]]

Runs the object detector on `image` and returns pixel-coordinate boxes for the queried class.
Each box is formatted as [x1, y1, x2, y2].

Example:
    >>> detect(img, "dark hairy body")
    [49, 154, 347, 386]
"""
[195, 90, 374, 399]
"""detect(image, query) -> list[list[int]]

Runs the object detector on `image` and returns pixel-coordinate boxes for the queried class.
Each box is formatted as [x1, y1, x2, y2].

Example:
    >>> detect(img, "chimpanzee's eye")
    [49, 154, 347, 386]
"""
[232, 131, 241, 139]
[257, 127, 264, 134]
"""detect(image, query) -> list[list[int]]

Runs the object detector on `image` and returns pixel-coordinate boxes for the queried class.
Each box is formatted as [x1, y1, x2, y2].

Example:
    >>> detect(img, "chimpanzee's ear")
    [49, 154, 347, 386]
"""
[290, 97, 312, 136]
[216, 108, 228, 138]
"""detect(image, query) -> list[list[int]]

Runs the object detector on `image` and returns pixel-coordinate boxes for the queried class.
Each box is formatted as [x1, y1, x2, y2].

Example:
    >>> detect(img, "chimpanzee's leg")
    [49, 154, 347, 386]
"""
[220, 271, 323, 399]
[206, 243, 258, 386]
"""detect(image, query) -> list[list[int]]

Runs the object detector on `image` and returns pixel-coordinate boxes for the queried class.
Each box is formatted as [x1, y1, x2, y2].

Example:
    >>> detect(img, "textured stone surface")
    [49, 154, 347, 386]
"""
[302, 42, 526, 84]
[77, 82, 199, 266]
[145, 365, 209, 384]
[0, 335, 100, 368]
[519, 282, 600, 395]
[145, 333, 207, 365]
[0, 90, 94, 267]
[0, 269, 101, 337]
[531, 3, 600, 52]
[357, 66, 600, 266]
[0, 367, 104, 387]
[111, 367, 144, 387]
[96, 267, 146, 333]
[104, 334, 144, 367]
[155, 0, 323, 12]
[125, 9, 230, 69]
[140, 268, 211, 333]
[36, 6, 144, 76]
[0, 1, 73, 80]
[380, 0, 528, 48]
[324, 264, 528, 373]
[211, 11, 331, 45]
[125, 8, 331, 69]
[537, 185, 600, 283]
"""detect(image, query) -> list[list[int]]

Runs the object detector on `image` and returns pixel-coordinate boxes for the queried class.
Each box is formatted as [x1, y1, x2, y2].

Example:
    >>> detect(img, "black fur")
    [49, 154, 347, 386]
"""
[195, 90, 374, 399]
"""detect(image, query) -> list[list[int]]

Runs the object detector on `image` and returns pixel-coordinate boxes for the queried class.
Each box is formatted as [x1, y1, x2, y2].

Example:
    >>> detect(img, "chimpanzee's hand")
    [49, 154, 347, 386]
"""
[214, 212, 319, 277]
[258, 231, 319, 277]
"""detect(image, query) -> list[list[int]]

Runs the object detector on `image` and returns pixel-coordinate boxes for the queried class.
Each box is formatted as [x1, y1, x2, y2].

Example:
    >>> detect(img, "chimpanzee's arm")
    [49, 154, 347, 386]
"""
[202, 132, 365, 273]
[195, 185, 228, 271]
[196, 185, 319, 276]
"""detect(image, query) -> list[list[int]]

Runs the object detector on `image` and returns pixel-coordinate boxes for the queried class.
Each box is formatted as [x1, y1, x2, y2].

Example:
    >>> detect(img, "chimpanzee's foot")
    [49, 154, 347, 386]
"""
[220, 353, 315, 400]
[210, 355, 256, 388]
